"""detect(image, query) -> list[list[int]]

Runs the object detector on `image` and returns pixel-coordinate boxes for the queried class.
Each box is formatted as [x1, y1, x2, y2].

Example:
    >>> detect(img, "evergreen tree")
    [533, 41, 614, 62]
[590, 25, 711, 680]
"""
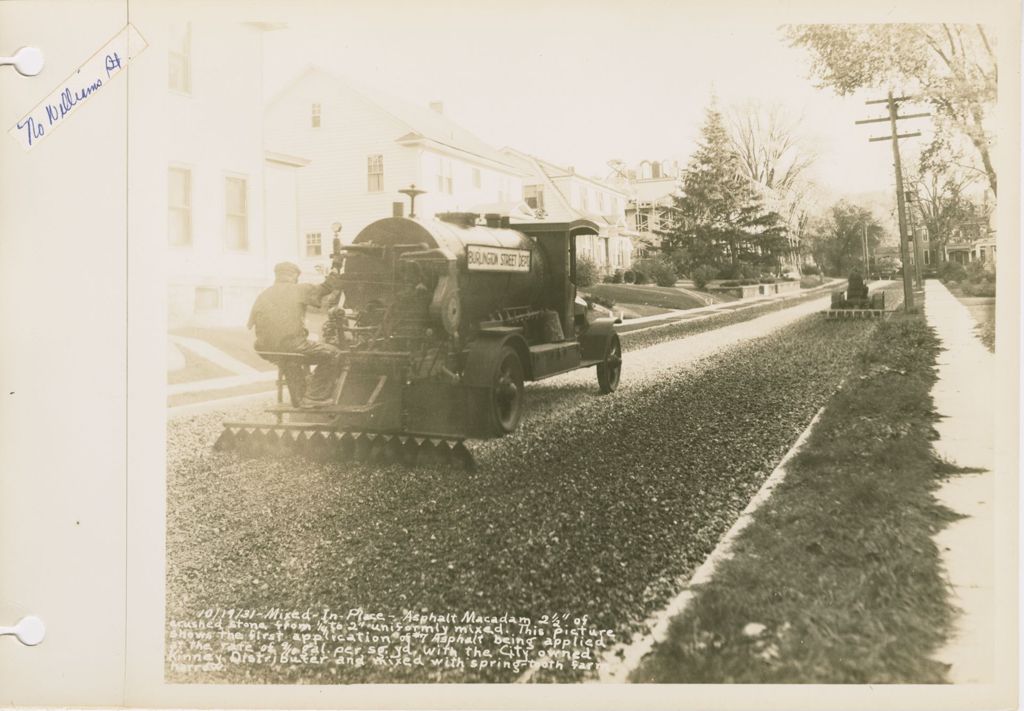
[659, 99, 785, 273]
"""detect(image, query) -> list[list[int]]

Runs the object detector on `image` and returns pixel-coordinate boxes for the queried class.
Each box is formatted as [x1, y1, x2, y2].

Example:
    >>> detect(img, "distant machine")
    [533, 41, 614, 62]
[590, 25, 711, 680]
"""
[826, 273, 887, 319]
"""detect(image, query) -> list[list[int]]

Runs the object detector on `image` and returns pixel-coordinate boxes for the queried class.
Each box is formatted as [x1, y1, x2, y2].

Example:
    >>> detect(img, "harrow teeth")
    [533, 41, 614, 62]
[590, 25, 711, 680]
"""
[214, 424, 475, 470]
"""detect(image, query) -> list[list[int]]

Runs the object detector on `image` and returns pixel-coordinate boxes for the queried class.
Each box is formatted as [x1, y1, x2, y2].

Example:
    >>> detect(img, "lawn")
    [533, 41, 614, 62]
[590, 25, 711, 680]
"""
[581, 283, 706, 311]
[167, 346, 233, 385]
[632, 312, 957, 683]
[170, 326, 278, 372]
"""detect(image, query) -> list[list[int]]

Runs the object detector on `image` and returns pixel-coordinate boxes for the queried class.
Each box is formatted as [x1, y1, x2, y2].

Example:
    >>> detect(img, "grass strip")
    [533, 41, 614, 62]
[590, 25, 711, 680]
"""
[631, 311, 957, 683]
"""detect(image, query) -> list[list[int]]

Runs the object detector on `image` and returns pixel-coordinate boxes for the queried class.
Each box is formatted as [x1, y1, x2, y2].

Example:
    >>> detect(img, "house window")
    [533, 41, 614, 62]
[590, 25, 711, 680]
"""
[979, 247, 986, 262]
[168, 23, 191, 93]
[437, 158, 453, 194]
[472, 168, 481, 189]
[224, 176, 248, 250]
[635, 212, 649, 232]
[311, 103, 321, 128]
[367, 154, 384, 192]
[524, 184, 544, 210]
[194, 286, 220, 311]
[306, 232, 322, 257]
[168, 166, 191, 246]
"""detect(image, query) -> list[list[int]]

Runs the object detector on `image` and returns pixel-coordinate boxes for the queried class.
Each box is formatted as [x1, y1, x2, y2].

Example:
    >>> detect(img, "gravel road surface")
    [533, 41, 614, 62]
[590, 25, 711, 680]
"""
[166, 294, 874, 683]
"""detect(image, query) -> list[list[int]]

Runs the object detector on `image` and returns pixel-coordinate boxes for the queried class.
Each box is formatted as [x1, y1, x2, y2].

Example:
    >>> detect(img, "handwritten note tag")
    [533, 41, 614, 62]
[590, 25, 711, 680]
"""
[9, 24, 147, 150]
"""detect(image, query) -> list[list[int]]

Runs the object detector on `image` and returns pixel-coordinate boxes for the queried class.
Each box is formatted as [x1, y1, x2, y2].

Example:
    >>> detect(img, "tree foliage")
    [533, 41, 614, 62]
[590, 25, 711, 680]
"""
[785, 24, 998, 195]
[804, 201, 885, 276]
[659, 100, 791, 274]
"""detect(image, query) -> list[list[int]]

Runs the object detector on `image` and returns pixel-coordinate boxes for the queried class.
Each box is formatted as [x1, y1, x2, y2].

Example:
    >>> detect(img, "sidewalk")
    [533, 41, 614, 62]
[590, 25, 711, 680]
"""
[924, 279, 996, 683]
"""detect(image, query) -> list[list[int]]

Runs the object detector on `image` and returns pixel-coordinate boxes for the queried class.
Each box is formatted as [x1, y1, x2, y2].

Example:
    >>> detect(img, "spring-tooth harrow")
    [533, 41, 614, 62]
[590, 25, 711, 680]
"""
[215, 424, 474, 469]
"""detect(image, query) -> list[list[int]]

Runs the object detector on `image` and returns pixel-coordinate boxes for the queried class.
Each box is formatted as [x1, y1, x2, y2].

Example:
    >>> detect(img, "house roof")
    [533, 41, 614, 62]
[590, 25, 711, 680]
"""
[501, 148, 628, 230]
[268, 66, 523, 174]
[527, 155, 630, 198]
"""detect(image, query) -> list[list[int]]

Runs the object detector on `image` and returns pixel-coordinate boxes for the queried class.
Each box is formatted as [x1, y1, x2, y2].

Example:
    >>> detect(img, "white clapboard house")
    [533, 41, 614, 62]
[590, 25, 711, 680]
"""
[264, 67, 529, 277]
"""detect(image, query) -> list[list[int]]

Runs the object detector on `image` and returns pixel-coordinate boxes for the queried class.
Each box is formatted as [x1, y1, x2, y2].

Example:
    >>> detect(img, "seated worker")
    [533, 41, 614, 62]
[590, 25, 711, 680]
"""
[247, 262, 343, 408]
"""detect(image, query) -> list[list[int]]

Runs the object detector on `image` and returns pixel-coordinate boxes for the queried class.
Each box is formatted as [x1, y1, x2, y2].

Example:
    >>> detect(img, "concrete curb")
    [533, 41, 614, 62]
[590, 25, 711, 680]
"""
[591, 404, 829, 683]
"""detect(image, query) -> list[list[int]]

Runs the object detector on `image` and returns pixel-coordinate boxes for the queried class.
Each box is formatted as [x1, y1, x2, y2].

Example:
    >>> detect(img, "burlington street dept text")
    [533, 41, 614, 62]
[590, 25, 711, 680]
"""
[167, 607, 616, 674]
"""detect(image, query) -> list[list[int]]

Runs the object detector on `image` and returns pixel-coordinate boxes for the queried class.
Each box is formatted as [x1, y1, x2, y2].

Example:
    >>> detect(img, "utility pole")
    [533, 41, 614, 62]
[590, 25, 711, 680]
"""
[856, 92, 930, 310]
[904, 186, 924, 286]
[862, 223, 870, 276]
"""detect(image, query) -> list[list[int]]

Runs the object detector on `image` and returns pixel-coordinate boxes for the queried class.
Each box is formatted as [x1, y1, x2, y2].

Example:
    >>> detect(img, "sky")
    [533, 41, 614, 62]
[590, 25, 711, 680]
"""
[261, 1, 938, 202]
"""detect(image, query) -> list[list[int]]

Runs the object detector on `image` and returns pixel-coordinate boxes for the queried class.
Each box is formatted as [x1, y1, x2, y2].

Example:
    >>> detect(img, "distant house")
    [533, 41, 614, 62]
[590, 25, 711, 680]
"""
[943, 233, 997, 266]
[502, 149, 635, 274]
[931, 201, 997, 267]
[606, 159, 681, 258]
[264, 67, 528, 276]
[130, 7, 304, 327]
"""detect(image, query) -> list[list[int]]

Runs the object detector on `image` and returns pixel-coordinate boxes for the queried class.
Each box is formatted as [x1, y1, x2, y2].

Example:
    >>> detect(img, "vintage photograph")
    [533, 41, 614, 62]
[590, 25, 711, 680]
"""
[154, 1, 1007, 687]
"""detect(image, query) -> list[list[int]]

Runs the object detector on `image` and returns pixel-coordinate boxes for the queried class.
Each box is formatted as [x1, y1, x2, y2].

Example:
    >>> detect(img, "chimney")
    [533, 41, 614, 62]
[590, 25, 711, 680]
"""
[429, 101, 444, 114]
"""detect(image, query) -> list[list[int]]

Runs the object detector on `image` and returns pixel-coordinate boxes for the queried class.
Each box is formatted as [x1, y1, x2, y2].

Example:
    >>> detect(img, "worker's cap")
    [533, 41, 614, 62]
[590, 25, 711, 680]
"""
[274, 262, 301, 278]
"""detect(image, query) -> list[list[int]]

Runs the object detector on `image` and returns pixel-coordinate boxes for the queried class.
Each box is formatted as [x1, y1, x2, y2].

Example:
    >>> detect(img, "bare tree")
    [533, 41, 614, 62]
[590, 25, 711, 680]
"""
[726, 102, 817, 264]
[908, 137, 992, 255]
[727, 102, 817, 196]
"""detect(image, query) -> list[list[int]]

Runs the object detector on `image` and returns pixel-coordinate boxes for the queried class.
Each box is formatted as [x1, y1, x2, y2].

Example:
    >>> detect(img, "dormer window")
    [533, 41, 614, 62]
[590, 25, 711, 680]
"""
[311, 103, 321, 128]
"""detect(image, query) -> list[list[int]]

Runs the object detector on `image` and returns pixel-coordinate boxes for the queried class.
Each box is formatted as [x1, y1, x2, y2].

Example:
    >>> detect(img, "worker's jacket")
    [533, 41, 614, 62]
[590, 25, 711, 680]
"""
[247, 280, 331, 351]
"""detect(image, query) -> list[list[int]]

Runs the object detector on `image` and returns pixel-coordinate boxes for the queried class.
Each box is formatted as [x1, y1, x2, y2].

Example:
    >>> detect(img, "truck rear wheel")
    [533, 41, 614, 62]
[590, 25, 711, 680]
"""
[597, 334, 622, 394]
[474, 345, 525, 436]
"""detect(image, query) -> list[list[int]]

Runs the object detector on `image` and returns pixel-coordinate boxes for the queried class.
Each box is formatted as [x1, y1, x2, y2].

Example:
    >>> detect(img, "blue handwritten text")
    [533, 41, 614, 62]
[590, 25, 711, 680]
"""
[16, 117, 45, 146]
[105, 52, 122, 78]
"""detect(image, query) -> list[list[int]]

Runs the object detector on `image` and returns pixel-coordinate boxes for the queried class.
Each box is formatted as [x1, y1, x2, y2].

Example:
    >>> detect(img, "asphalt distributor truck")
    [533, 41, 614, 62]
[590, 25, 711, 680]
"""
[216, 206, 623, 468]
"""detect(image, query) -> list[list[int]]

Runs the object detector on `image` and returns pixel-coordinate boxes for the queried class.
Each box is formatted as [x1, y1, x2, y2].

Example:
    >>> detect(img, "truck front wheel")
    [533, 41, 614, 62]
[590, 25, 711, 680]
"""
[473, 345, 525, 437]
[597, 334, 622, 394]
